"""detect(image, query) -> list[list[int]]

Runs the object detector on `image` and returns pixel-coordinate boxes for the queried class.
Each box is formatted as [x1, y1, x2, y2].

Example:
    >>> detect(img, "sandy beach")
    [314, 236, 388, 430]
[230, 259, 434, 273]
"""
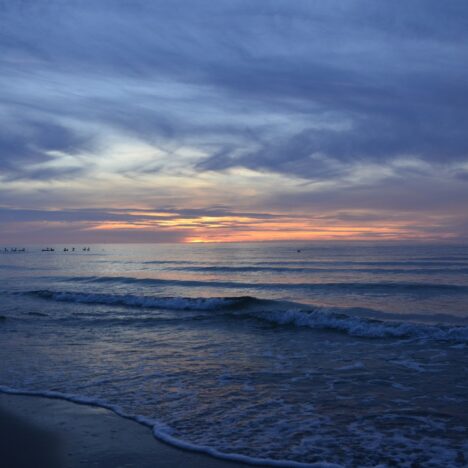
[0, 393, 249, 468]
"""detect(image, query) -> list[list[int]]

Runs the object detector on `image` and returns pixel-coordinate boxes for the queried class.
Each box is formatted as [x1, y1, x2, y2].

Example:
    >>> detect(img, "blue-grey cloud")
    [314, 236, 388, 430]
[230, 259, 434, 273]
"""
[2, 1, 467, 176]
[0, 118, 93, 180]
[1, 0, 468, 240]
[0, 206, 285, 224]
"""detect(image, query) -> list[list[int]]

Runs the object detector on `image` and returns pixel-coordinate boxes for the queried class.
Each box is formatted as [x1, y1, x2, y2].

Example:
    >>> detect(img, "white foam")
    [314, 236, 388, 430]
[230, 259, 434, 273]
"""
[34, 290, 247, 311]
[247, 308, 468, 341]
[450, 343, 466, 349]
[29, 290, 468, 342]
[337, 361, 365, 371]
[0, 385, 341, 468]
[391, 383, 414, 391]
[391, 359, 426, 372]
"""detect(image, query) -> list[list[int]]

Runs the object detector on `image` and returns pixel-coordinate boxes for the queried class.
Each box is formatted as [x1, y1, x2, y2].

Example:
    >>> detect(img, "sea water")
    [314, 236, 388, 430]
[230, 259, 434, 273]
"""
[0, 243, 467, 466]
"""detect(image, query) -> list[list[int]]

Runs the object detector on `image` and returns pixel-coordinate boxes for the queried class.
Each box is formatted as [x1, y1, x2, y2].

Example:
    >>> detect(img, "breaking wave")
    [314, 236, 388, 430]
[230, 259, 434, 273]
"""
[29, 290, 468, 341]
[248, 308, 468, 341]
[0, 386, 334, 468]
[30, 290, 256, 311]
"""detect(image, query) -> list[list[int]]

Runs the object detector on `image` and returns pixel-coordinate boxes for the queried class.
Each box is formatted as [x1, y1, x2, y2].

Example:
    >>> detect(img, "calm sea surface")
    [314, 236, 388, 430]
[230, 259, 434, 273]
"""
[1, 243, 467, 466]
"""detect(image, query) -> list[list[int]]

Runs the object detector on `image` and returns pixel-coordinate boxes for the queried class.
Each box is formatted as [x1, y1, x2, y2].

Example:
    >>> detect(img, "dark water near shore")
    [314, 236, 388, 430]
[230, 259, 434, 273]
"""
[1, 243, 467, 466]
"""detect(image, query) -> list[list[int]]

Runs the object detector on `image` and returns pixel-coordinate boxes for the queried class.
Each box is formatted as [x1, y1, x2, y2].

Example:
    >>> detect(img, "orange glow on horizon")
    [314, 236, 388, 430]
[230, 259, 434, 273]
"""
[85, 222, 152, 230]
[74, 210, 453, 243]
[126, 211, 175, 218]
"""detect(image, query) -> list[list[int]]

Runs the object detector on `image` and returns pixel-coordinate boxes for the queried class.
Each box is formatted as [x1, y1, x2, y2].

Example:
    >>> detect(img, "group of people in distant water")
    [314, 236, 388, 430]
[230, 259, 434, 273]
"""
[2, 247, 26, 253]
[44, 247, 91, 252]
[2, 247, 91, 253]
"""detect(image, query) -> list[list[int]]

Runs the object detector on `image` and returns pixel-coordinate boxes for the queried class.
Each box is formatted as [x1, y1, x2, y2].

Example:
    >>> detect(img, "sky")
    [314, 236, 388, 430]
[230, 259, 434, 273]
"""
[1, 0, 468, 243]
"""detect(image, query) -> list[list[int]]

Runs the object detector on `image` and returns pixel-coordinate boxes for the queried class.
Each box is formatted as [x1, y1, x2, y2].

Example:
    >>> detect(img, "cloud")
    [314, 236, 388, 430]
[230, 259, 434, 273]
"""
[0, 222, 189, 244]
[0, 206, 286, 224]
[1, 1, 467, 240]
[0, 206, 292, 243]
[0, 118, 94, 180]
[2, 1, 467, 170]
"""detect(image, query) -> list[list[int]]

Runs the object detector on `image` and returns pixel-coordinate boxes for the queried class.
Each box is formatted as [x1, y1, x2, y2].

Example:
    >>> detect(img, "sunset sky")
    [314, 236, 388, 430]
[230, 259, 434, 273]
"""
[1, 1, 468, 243]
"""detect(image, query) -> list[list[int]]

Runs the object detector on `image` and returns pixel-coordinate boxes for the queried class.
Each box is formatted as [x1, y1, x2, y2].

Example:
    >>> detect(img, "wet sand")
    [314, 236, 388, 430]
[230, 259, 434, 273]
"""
[0, 393, 249, 468]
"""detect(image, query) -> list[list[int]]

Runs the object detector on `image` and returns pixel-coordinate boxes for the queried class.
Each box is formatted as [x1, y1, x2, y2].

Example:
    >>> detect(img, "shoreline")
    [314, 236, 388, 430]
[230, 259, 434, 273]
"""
[0, 392, 253, 468]
[0, 389, 329, 468]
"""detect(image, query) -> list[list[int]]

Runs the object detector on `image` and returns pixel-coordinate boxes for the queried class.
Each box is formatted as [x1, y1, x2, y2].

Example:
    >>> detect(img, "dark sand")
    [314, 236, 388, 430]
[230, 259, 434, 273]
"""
[0, 393, 249, 468]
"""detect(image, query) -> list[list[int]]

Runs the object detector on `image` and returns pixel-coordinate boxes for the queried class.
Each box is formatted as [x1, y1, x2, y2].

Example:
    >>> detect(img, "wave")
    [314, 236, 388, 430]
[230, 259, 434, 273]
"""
[31, 290, 257, 311]
[0, 386, 335, 468]
[0, 264, 45, 271]
[59, 275, 468, 294]
[168, 265, 468, 275]
[247, 308, 468, 341]
[410, 256, 468, 261]
[29, 290, 468, 341]
[143, 259, 468, 267]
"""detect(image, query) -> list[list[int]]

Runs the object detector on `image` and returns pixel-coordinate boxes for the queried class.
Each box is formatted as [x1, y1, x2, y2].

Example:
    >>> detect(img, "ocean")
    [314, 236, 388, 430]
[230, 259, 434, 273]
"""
[0, 243, 467, 467]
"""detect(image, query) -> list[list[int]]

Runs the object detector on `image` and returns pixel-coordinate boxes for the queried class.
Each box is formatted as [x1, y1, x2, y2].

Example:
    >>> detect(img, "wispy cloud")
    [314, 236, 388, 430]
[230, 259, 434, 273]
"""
[1, 1, 467, 241]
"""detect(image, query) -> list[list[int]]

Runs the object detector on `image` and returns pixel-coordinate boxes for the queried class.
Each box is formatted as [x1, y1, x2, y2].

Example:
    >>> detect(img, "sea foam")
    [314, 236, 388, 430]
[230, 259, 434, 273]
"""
[0, 385, 341, 468]
[29, 290, 468, 342]
[31, 290, 253, 310]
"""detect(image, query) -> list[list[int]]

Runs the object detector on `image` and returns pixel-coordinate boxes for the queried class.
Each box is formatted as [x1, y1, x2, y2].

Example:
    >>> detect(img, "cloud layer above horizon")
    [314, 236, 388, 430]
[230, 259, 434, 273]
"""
[1, 0, 468, 242]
